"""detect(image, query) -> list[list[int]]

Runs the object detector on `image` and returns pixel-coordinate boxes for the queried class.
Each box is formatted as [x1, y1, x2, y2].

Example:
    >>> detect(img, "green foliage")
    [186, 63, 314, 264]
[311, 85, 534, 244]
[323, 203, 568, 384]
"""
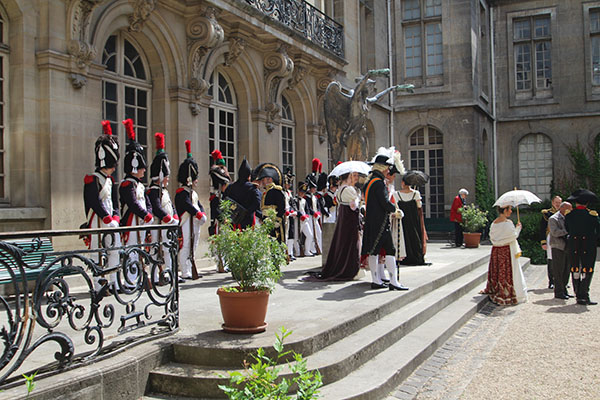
[554, 140, 600, 211]
[475, 159, 496, 223]
[516, 211, 547, 265]
[208, 200, 286, 293]
[23, 371, 37, 396]
[459, 204, 488, 233]
[219, 327, 323, 400]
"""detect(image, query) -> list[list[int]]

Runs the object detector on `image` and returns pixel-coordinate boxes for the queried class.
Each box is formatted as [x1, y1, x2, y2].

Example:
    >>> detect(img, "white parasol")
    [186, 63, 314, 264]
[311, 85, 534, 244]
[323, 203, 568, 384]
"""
[328, 161, 371, 177]
[493, 188, 541, 223]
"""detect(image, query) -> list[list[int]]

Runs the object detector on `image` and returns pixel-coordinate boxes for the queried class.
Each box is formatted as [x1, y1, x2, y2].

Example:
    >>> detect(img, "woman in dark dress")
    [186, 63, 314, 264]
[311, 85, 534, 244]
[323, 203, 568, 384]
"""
[396, 177, 428, 265]
[318, 172, 361, 280]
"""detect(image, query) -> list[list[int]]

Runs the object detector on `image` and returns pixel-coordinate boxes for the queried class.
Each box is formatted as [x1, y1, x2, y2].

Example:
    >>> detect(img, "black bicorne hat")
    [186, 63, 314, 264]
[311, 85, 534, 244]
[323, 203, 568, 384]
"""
[567, 189, 598, 204]
[123, 119, 147, 175]
[177, 140, 199, 186]
[255, 163, 282, 186]
[238, 158, 252, 182]
[95, 121, 119, 169]
[150, 132, 170, 181]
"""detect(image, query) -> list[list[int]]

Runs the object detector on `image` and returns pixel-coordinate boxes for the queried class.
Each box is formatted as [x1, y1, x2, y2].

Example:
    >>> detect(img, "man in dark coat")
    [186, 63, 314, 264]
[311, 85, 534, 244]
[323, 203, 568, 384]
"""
[256, 163, 286, 242]
[361, 148, 408, 291]
[224, 158, 262, 229]
[565, 189, 600, 305]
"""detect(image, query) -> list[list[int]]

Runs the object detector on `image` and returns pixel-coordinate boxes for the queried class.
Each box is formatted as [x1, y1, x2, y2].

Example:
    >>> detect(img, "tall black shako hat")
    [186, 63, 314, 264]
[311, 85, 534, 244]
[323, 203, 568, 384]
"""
[150, 132, 170, 182]
[95, 120, 119, 169]
[178, 140, 199, 186]
[238, 158, 252, 182]
[255, 163, 282, 185]
[123, 118, 147, 175]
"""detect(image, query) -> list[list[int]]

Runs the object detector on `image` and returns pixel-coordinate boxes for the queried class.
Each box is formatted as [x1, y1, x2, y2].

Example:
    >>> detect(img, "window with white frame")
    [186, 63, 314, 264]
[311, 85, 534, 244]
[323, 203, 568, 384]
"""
[102, 33, 151, 182]
[208, 70, 237, 177]
[518, 133, 552, 200]
[408, 126, 444, 218]
[0, 12, 7, 200]
[402, 0, 443, 85]
[590, 9, 600, 85]
[281, 95, 295, 175]
[513, 15, 552, 94]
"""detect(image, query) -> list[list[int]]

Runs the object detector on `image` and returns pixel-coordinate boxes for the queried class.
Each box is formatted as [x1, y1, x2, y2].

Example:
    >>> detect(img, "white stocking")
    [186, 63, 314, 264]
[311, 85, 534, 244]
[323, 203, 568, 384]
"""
[368, 255, 382, 284]
[385, 255, 400, 287]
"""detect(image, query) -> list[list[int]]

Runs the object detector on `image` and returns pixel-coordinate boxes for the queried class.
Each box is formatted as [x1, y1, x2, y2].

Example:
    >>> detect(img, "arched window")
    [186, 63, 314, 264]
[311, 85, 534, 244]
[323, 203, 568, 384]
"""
[408, 126, 444, 218]
[208, 70, 237, 176]
[0, 10, 8, 200]
[518, 133, 552, 199]
[281, 95, 295, 174]
[101, 33, 151, 181]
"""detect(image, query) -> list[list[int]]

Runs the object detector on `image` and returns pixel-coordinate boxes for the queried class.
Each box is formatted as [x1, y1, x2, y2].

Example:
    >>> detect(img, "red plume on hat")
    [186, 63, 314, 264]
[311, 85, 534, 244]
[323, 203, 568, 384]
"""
[123, 118, 136, 141]
[155, 132, 165, 153]
[312, 158, 320, 173]
[336, 161, 342, 166]
[185, 139, 192, 157]
[211, 149, 226, 166]
[318, 161, 323, 173]
[102, 120, 113, 136]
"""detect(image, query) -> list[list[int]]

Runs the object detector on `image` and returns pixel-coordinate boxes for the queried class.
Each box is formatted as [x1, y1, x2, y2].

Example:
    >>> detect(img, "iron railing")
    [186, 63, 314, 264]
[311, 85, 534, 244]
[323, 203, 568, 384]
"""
[0, 225, 179, 386]
[242, 0, 344, 58]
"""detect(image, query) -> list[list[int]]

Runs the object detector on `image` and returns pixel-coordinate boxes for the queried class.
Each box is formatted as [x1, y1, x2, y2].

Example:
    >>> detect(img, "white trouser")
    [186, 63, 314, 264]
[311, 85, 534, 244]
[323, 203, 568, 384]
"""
[312, 216, 322, 252]
[150, 222, 177, 282]
[378, 255, 400, 287]
[301, 219, 315, 255]
[89, 217, 121, 291]
[179, 217, 202, 278]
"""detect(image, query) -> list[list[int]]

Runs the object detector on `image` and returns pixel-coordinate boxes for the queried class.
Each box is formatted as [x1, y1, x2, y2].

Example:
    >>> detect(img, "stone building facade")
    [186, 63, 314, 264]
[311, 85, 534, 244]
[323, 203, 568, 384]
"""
[0, 0, 598, 241]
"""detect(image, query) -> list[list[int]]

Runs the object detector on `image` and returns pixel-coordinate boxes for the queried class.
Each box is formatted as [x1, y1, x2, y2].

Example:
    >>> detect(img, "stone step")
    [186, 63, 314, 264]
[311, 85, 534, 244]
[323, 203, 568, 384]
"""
[146, 256, 496, 399]
[318, 258, 530, 400]
[168, 254, 490, 369]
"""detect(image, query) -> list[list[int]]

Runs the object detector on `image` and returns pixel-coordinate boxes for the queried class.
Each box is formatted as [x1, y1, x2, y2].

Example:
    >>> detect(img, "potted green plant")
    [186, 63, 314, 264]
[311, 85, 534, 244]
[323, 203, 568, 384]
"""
[208, 200, 287, 333]
[459, 204, 488, 248]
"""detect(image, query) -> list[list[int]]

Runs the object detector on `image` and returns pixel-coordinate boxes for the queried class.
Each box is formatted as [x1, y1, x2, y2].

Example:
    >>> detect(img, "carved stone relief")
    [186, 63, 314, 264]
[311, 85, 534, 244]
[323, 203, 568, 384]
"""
[225, 37, 246, 67]
[128, 0, 156, 32]
[264, 44, 294, 132]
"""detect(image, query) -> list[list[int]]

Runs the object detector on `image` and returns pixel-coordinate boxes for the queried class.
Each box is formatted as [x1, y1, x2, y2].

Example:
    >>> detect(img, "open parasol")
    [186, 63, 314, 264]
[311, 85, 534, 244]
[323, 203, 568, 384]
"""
[493, 188, 541, 223]
[402, 170, 429, 187]
[328, 161, 371, 177]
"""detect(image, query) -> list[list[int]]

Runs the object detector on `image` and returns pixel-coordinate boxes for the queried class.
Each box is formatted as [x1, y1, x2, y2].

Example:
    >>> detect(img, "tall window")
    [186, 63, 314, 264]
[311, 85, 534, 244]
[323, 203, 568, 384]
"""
[480, 3, 490, 96]
[402, 0, 443, 85]
[518, 134, 552, 199]
[513, 15, 552, 94]
[408, 126, 444, 218]
[281, 96, 295, 174]
[590, 9, 600, 85]
[208, 71, 237, 176]
[0, 12, 7, 200]
[102, 34, 150, 181]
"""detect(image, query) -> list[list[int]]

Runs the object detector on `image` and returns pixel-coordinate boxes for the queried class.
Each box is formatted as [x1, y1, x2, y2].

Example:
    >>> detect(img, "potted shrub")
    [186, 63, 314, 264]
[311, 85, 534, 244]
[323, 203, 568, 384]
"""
[208, 201, 287, 333]
[459, 204, 488, 248]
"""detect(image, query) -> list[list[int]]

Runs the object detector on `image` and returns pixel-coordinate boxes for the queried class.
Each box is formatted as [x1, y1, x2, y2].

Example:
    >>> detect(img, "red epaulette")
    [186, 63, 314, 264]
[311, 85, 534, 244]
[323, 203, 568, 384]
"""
[146, 189, 151, 195]
[84, 175, 95, 185]
[209, 194, 216, 202]
[176, 188, 185, 194]
[108, 175, 115, 183]
[121, 180, 132, 187]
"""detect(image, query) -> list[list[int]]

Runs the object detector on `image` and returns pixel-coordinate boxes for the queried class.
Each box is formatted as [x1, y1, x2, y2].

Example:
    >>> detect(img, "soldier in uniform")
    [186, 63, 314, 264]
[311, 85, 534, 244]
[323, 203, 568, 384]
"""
[223, 158, 262, 229]
[119, 118, 153, 289]
[539, 195, 562, 289]
[175, 140, 207, 281]
[283, 170, 299, 260]
[147, 132, 178, 284]
[208, 149, 231, 236]
[256, 163, 286, 242]
[361, 148, 409, 291]
[565, 189, 599, 305]
[305, 175, 322, 254]
[297, 181, 316, 256]
[83, 120, 121, 291]
[323, 175, 339, 223]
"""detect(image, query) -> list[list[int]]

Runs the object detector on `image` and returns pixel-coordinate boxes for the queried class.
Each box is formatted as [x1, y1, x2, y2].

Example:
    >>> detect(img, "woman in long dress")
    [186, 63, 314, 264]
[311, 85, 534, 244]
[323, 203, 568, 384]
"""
[318, 172, 361, 280]
[482, 206, 528, 305]
[396, 178, 428, 265]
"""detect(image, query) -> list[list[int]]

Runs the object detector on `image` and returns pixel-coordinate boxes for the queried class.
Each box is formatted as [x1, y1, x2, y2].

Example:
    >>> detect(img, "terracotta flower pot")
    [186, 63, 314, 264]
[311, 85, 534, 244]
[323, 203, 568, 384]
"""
[217, 287, 269, 333]
[463, 232, 482, 248]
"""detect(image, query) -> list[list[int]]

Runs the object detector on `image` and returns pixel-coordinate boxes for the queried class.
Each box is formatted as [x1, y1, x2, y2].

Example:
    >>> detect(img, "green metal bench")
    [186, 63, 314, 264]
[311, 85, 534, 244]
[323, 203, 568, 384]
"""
[0, 237, 56, 284]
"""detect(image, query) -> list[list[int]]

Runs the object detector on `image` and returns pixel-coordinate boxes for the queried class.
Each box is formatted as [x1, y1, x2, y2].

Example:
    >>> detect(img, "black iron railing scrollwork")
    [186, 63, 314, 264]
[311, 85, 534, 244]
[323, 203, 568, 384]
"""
[0, 225, 179, 387]
[243, 0, 344, 58]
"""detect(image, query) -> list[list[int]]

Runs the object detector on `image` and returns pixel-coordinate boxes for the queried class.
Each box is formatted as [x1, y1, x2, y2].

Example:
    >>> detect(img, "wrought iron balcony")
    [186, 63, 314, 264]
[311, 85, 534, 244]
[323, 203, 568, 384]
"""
[0, 225, 179, 386]
[243, 0, 345, 58]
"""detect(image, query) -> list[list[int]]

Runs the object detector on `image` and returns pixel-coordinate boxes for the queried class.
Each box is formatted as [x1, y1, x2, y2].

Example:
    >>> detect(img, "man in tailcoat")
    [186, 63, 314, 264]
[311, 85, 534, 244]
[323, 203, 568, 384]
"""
[361, 148, 408, 291]
[565, 189, 600, 305]
[224, 158, 262, 229]
[256, 163, 286, 243]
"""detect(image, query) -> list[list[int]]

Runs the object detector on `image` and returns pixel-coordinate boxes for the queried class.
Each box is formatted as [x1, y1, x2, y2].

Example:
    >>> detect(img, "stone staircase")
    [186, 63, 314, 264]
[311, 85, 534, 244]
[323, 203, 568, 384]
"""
[144, 251, 526, 399]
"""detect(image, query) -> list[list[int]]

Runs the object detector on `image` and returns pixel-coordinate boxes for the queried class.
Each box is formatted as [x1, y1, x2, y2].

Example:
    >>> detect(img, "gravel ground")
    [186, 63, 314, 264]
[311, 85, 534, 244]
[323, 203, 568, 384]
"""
[460, 262, 600, 400]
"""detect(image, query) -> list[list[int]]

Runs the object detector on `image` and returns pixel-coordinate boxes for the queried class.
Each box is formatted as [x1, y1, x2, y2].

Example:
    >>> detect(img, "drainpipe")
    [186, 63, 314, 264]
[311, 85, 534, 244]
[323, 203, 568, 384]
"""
[387, 0, 394, 147]
[490, 4, 498, 197]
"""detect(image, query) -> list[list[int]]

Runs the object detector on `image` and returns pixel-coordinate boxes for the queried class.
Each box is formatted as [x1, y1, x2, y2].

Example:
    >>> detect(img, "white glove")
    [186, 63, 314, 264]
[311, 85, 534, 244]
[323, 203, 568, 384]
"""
[107, 220, 119, 228]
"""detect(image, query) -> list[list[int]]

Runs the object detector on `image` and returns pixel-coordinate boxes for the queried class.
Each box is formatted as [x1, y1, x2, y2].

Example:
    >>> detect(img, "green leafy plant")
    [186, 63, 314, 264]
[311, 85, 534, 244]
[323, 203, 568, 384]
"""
[475, 159, 496, 223]
[459, 204, 488, 233]
[208, 200, 286, 292]
[23, 371, 37, 396]
[219, 326, 323, 399]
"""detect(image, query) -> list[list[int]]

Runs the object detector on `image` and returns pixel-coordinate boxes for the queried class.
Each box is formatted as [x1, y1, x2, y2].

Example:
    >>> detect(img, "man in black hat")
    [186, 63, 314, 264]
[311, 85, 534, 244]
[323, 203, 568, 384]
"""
[176, 140, 206, 281]
[147, 132, 178, 284]
[83, 120, 121, 291]
[223, 158, 262, 229]
[209, 149, 231, 237]
[362, 148, 409, 291]
[565, 189, 600, 305]
[119, 118, 153, 288]
[283, 170, 299, 260]
[297, 181, 316, 256]
[256, 163, 286, 242]
[305, 174, 322, 254]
